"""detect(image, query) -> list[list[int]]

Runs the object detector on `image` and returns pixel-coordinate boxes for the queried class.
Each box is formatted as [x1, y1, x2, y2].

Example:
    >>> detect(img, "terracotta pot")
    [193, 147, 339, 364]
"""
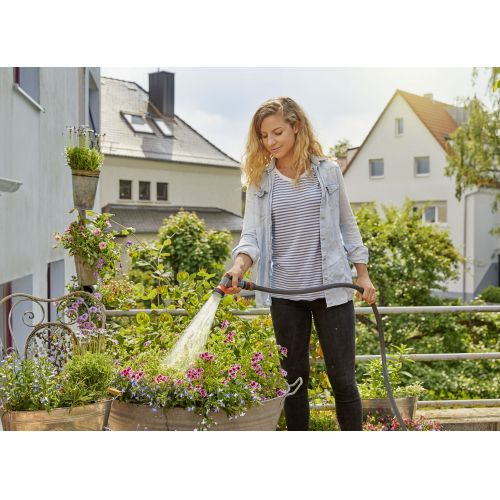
[74, 254, 97, 286]
[71, 169, 99, 211]
[1, 400, 112, 431]
[362, 396, 418, 421]
[108, 378, 303, 431]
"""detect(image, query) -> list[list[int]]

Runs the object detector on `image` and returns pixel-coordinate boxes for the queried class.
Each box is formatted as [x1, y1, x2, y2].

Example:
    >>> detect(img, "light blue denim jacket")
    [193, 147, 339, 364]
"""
[232, 156, 369, 307]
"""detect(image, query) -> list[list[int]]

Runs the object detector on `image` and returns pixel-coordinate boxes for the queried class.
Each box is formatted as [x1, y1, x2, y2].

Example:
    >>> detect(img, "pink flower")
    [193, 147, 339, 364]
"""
[279, 346, 288, 357]
[92, 228, 102, 236]
[98, 241, 107, 250]
[106, 221, 112, 228]
[220, 319, 229, 330]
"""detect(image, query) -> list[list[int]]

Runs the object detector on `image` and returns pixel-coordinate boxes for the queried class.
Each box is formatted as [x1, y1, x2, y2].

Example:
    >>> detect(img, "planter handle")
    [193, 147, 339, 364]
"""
[286, 377, 303, 398]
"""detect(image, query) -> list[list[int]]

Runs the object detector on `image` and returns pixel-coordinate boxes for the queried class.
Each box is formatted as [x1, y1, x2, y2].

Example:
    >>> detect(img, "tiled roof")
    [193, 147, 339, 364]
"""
[100, 77, 240, 169]
[103, 204, 243, 234]
[345, 90, 461, 174]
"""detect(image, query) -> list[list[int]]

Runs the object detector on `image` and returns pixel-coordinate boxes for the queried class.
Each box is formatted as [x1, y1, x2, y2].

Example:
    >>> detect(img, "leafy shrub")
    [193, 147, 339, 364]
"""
[478, 285, 500, 303]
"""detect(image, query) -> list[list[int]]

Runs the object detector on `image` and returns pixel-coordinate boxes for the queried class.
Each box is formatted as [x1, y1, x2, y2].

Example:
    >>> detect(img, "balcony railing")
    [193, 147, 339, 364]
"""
[105, 304, 500, 410]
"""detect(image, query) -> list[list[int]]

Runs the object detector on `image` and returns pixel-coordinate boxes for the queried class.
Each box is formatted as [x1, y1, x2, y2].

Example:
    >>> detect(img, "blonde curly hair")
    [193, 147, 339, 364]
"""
[242, 97, 324, 187]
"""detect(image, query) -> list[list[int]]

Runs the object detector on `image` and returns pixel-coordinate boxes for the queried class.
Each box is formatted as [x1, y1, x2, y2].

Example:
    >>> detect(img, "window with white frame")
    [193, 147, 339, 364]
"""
[157, 182, 169, 201]
[119, 180, 132, 200]
[139, 181, 151, 201]
[415, 156, 430, 176]
[412, 201, 447, 223]
[153, 118, 173, 137]
[369, 159, 384, 178]
[395, 117, 404, 136]
[122, 113, 155, 134]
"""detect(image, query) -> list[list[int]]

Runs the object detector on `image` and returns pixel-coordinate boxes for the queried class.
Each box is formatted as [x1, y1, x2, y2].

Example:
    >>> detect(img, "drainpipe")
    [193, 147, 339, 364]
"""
[462, 191, 475, 301]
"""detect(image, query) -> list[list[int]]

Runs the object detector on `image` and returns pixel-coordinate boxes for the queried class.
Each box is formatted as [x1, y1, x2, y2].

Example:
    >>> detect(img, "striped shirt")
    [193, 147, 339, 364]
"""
[270, 167, 325, 301]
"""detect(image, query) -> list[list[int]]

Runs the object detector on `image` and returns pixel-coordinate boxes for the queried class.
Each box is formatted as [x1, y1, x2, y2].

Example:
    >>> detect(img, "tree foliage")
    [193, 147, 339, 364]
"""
[129, 210, 232, 287]
[355, 200, 464, 306]
[445, 67, 500, 233]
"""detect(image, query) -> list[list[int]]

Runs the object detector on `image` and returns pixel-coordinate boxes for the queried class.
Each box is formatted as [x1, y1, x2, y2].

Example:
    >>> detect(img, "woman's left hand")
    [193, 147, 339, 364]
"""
[354, 276, 377, 305]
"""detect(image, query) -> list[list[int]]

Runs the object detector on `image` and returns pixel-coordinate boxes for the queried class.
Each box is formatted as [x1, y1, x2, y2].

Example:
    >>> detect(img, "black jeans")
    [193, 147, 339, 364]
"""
[270, 297, 362, 431]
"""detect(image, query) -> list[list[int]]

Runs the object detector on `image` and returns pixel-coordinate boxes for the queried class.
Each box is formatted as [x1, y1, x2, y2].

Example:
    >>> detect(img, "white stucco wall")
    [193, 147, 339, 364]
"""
[343, 93, 480, 298]
[472, 191, 500, 292]
[100, 155, 242, 216]
[0, 68, 98, 347]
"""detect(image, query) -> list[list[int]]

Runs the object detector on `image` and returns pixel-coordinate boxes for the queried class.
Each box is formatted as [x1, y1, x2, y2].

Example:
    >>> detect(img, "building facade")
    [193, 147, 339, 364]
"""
[0, 67, 100, 350]
[99, 72, 242, 252]
[343, 90, 500, 300]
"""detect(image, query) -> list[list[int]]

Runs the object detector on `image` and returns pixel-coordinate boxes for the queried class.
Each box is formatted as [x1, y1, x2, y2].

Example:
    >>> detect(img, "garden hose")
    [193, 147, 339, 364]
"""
[215, 276, 408, 431]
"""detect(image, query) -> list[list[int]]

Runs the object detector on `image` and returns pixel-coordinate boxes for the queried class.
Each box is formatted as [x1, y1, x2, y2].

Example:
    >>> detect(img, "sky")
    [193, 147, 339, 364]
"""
[101, 67, 493, 162]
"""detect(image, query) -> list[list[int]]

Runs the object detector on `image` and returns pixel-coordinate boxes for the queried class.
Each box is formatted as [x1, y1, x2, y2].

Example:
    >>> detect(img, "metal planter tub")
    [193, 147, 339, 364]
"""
[362, 396, 418, 421]
[71, 169, 99, 211]
[108, 378, 302, 431]
[74, 254, 97, 287]
[1, 400, 112, 431]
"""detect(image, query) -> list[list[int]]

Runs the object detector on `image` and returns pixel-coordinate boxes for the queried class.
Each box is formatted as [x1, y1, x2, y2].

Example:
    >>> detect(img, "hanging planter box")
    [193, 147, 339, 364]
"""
[74, 254, 97, 286]
[71, 169, 100, 212]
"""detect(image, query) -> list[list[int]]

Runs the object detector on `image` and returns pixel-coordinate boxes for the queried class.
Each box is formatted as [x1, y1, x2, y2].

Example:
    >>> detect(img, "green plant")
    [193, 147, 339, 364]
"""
[97, 275, 139, 310]
[108, 272, 288, 429]
[59, 352, 115, 407]
[478, 285, 500, 303]
[0, 351, 115, 412]
[54, 211, 134, 278]
[355, 200, 463, 307]
[363, 414, 443, 431]
[155, 209, 232, 280]
[358, 345, 426, 399]
[65, 125, 105, 172]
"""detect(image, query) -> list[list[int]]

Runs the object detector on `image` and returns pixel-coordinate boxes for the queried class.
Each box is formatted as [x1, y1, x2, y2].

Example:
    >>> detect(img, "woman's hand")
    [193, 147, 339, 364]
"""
[354, 275, 377, 305]
[223, 253, 253, 294]
[223, 265, 245, 294]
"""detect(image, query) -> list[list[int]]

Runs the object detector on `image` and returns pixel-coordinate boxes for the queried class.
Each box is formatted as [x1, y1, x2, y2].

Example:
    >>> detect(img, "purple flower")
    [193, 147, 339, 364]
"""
[78, 313, 89, 322]
[279, 346, 288, 357]
[220, 319, 229, 330]
[94, 292, 102, 301]
[126, 240, 133, 247]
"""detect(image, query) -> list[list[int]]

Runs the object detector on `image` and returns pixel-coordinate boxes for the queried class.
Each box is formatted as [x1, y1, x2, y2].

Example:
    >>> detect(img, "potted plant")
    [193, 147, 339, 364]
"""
[0, 350, 116, 431]
[106, 272, 299, 431]
[358, 344, 426, 420]
[54, 211, 134, 286]
[363, 414, 443, 431]
[65, 125, 105, 213]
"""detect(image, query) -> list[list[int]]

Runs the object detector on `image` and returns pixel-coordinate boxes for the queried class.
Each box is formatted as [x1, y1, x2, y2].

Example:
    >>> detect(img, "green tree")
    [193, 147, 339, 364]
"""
[328, 138, 351, 163]
[355, 200, 464, 307]
[129, 210, 232, 286]
[445, 67, 500, 234]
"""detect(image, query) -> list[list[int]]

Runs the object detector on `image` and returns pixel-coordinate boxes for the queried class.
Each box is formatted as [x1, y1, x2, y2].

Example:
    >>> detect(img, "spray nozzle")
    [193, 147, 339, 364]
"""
[214, 274, 253, 296]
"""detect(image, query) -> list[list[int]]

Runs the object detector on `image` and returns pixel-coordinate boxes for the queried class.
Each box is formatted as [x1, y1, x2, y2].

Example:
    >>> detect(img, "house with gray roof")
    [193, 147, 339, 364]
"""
[99, 71, 243, 249]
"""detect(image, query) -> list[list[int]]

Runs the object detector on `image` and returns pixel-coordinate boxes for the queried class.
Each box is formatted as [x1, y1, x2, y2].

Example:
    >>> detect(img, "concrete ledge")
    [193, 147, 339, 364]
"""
[417, 407, 500, 431]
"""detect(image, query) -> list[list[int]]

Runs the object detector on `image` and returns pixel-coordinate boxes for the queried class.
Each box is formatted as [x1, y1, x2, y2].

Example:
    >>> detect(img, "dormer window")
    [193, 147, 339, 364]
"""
[122, 113, 155, 134]
[153, 118, 173, 137]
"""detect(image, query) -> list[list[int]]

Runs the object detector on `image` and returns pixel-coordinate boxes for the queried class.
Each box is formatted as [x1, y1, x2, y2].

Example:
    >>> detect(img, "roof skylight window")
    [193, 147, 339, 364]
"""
[153, 118, 173, 137]
[122, 113, 155, 134]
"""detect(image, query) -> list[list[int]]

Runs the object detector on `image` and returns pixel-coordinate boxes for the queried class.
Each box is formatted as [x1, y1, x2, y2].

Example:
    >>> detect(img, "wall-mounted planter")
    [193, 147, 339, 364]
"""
[71, 169, 100, 212]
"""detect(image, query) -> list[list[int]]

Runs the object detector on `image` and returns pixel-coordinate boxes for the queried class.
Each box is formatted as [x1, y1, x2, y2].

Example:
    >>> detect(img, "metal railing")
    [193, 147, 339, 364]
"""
[105, 304, 500, 410]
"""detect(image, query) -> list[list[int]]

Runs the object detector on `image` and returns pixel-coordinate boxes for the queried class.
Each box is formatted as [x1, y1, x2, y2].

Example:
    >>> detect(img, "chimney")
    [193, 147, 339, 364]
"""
[149, 71, 175, 118]
[423, 93, 433, 101]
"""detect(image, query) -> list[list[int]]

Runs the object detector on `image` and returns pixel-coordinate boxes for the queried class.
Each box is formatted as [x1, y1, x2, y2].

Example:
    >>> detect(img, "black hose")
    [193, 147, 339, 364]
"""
[244, 281, 408, 431]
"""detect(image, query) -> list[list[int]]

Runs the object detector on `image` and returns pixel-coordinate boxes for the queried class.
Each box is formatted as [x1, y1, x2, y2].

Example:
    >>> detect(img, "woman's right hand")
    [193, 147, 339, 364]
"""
[223, 253, 253, 294]
[223, 265, 245, 294]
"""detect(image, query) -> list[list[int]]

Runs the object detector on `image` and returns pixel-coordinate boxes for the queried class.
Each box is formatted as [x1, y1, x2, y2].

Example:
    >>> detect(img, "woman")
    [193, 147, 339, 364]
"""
[225, 97, 376, 431]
